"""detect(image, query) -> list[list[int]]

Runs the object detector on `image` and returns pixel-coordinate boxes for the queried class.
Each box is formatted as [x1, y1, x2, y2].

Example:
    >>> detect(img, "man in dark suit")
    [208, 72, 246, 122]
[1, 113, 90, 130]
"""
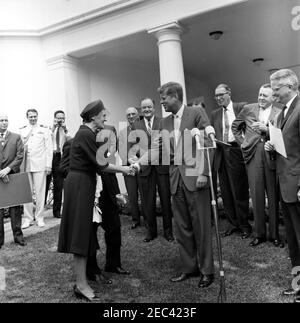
[232, 84, 283, 247]
[265, 69, 300, 303]
[96, 124, 130, 275]
[45, 110, 70, 218]
[130, 98, 173, 243]
[0, 114, 26, 248]
[132, 83, 214, 288]
[119, 107, 142, 229]
[210, 84, 251, 239]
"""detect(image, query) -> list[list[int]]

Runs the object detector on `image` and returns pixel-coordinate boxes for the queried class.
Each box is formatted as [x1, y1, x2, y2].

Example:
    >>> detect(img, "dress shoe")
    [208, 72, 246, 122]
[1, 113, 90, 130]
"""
[73, 285, 100, 302]
[198, 274, 214, 288]
[170, 272, 200, 283]
[221, 228, 240, 237]
[282, 288, 298, 296]
[249, 237, 266, 247]
[241, 232, 251, 239]
[105, 266, 130, 275]
[14, 239, 27, 246]
[87, 272, 112, 285]
[143, 236, 156, 243]
[165, 235, 175, 242]
[53, 213, 61, 219]
[269, 238, 284, 248]
[130, 222, 140, 229]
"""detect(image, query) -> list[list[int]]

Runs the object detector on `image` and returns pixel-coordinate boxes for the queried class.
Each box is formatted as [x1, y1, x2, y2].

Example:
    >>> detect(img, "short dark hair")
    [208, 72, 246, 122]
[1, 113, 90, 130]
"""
[54, 110, 65, 118]
[158, 82, 183, 103]
[26, 109, 38, 117]
[140, 97, 155, 106]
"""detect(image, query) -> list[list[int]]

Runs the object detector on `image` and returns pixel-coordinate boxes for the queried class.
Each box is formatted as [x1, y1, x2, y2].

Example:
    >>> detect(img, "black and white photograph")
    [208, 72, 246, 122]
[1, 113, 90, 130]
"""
[0, 0, 300, 310]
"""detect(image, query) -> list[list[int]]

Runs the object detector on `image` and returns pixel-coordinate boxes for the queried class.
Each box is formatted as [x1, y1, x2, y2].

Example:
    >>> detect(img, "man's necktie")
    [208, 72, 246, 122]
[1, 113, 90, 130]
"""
[147, 120, 152, 135]
[223, 108, 230, 143]
[0, 133, 4, 166]
[280, 106, 288, 128]
[56, 126, 60, 152]
[174, 115, 180, 145]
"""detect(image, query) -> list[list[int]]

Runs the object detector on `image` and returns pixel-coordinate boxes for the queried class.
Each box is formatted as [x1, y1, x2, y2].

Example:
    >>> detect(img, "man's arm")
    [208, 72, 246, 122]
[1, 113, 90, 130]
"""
[232, 109, 246, 145]
[44, 128, 53, 172]
[7, 135, 24, 172]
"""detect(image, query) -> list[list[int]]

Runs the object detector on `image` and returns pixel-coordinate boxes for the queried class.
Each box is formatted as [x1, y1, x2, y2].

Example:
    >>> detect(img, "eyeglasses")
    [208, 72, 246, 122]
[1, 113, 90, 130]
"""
[214, 92, 228, 98]
[272, 84, 291, 92]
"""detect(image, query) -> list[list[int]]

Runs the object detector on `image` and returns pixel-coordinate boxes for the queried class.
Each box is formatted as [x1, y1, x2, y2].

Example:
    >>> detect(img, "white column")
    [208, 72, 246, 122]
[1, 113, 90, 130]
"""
[46, 55, 81, 136]
[148, 22, 187, 114]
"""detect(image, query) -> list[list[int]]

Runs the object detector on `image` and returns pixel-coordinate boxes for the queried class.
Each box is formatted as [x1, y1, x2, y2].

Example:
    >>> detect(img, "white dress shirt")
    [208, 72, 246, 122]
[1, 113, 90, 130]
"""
[258, 105, 271, 125]
[223, 101, 236, 143]
[174, 104, 185, 145]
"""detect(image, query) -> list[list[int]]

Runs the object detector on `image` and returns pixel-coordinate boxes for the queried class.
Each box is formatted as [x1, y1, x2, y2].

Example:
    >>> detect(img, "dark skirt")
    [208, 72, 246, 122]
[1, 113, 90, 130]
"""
[57, 171, 98, 257]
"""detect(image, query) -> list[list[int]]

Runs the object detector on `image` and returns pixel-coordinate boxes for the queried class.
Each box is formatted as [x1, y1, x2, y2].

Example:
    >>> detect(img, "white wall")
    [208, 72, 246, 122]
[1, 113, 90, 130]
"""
[0, 0, 125, 30]
[0, 38, 54, 132]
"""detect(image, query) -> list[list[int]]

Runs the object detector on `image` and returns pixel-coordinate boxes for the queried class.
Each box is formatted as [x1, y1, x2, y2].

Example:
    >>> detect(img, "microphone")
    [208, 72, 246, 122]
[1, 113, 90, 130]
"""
[205, 125, 217, 148]
[191, 128, 201, 150]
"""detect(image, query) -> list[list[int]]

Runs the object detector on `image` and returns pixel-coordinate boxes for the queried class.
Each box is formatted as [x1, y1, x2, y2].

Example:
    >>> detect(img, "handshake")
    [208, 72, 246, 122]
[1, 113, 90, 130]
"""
[127, 163, 140, 176]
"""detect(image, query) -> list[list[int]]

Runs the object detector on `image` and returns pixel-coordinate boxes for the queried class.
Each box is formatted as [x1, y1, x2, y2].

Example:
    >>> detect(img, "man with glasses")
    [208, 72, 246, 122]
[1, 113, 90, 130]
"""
[45, 110, 70, 218]
[210, 84, 251, 239]
[265, 69, 300, 303]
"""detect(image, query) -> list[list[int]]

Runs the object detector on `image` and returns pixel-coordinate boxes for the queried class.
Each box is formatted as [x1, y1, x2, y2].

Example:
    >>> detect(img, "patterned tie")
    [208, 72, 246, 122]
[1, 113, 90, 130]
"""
[280, 106, 288, 128]
[147, 120, 152, 135]
[56, 126, 60, 152]
[223, 108, 230, 142]
[0, 133, 4, 166]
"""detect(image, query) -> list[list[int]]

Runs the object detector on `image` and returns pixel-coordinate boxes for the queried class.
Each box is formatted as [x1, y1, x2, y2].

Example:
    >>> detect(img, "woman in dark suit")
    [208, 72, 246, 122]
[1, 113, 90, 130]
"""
[57, 100, 133, 301]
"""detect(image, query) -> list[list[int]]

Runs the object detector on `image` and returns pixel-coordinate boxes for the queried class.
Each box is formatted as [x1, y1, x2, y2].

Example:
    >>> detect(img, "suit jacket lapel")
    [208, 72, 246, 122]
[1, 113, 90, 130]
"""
[268, 105, 278, 124]
[281, 96, 299, 129]
[2, 131, 10, 150]
[178, 106, 189, 144]
[253, 104, 259, 121]
[233, 102, 239, 117]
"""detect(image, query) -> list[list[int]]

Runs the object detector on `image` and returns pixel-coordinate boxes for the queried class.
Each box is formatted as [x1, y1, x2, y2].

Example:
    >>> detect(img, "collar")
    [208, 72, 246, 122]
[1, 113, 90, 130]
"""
[174, 104, 185, 119]
[286, 94, 298, 109]
[144, 115, 154, 125]
[0, 130, 7, 138]
[224, 101, 233, 112]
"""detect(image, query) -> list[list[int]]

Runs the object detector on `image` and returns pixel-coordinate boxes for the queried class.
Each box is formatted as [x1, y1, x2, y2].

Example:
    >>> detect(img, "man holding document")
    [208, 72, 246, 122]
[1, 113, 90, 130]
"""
[0, 114, 26, 248]
[265, 69, 300, 303]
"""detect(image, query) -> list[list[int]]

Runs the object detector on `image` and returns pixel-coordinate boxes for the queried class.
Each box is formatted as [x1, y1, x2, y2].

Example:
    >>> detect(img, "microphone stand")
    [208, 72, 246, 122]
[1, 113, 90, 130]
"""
[197, 138, 227, 303]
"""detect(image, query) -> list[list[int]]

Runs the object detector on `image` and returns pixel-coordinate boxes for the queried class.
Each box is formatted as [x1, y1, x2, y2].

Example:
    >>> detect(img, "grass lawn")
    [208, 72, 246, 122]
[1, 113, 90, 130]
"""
[0, 214, 294, 303]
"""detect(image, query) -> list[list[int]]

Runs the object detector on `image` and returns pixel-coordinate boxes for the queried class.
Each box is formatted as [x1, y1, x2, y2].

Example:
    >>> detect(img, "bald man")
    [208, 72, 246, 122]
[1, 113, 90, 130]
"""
[0, 114, 26, 248]
[119, 107, 142, 228]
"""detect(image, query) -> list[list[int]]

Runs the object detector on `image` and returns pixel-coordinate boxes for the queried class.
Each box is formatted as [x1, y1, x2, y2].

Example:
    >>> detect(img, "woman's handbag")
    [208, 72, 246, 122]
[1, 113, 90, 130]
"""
[93, 203, 102, 223]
